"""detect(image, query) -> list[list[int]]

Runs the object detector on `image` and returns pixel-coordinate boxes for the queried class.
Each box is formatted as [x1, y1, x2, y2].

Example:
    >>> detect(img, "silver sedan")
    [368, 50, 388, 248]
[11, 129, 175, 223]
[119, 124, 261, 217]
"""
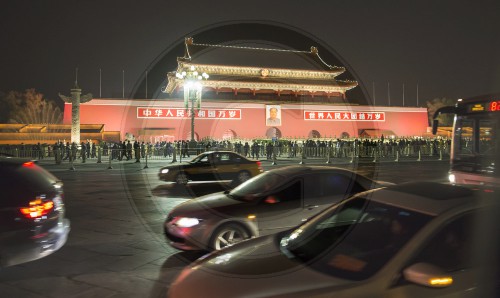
[164, 165, 390, 251]
[168, 182, 500, 298]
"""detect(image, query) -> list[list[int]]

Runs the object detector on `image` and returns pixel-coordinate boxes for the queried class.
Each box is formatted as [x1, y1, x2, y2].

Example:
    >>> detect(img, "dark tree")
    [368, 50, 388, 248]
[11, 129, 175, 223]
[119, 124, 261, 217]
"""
[0, 89, 63, 124]
[426, 97, 456, 126]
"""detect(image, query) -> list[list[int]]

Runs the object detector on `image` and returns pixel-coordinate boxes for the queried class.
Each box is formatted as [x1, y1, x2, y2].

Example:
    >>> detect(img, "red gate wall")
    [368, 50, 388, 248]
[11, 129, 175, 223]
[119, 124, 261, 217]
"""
[64, 99, 428, 141]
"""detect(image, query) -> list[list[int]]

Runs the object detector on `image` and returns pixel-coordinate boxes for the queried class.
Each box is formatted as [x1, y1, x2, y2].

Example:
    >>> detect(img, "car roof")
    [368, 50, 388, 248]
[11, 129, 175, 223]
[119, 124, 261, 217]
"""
[0, 156, 34, 165]
[268, 165, 359, 177]
[364, 181, 498, 216]
[203, 151, 236, 154]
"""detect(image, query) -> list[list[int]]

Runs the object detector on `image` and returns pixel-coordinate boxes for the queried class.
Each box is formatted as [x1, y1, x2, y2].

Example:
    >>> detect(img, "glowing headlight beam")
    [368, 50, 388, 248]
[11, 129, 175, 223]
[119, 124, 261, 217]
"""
[175, 217, 200, 228]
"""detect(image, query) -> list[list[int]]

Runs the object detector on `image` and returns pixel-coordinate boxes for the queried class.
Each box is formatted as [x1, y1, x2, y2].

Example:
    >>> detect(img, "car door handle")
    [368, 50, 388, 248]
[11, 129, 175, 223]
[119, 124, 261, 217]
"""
[305, 205, 319, 210]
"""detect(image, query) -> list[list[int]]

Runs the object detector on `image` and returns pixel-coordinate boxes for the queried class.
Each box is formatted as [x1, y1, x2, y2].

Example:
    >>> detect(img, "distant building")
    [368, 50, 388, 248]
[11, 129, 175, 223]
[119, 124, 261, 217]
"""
[0, 124, 119, 145]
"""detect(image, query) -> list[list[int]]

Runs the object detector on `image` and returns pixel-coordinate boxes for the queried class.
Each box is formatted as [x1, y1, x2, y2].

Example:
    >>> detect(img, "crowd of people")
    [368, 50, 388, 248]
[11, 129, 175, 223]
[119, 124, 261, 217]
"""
[0, 135, 452, 163]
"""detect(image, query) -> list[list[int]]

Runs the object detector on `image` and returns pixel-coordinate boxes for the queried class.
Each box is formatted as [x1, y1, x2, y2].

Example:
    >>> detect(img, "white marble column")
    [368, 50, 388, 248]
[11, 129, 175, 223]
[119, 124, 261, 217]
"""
[59, 86, 92, 144]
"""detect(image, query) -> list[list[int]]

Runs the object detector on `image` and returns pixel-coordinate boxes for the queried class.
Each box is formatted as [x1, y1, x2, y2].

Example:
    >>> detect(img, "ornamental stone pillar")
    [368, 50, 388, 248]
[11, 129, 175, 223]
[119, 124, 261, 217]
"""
[59, 84, 93, 144]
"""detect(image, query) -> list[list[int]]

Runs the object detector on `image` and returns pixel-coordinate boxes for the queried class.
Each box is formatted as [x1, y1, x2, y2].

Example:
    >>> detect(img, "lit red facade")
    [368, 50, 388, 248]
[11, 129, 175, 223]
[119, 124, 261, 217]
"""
[64, 99, 428, 142]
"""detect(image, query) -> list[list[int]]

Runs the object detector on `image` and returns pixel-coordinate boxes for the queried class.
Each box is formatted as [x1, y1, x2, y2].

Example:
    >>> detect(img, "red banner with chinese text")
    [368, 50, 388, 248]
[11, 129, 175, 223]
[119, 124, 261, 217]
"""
[304, 111, 385, 121]
[137, 107, 241, 119]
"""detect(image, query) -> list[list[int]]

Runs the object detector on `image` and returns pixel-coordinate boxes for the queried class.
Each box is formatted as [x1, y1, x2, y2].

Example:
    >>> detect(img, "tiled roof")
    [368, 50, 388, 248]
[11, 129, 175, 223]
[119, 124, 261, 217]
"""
[181, 37, 344, 72]
[163, 37, 358, 97]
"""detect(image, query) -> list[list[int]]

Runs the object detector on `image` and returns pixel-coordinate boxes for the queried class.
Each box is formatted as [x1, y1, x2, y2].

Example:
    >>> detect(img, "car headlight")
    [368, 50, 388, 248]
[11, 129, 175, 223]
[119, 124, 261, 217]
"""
[161, 169, 169, 174]
[174, 217, 201, 228]
[448, 173, 456, 184]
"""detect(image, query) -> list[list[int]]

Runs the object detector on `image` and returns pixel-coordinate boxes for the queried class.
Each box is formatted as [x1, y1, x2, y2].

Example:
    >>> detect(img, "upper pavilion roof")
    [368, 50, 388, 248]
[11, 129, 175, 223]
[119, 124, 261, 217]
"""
[181, 37, 345, 72]
[163, 37, 357, 98]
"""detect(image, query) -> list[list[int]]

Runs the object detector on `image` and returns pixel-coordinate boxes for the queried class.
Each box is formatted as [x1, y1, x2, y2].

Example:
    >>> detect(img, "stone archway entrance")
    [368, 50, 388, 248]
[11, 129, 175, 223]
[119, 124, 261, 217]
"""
[308, 130, 321, 138]
[266, 127, 282, 138]
[222, 129, 237, 140]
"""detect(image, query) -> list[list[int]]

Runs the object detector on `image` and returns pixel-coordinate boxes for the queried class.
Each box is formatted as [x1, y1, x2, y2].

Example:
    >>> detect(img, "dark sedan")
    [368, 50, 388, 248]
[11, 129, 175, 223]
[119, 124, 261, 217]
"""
[158, 151, 263, 185]
[164, 165, 391, 251]
[0, 157, 70, 267]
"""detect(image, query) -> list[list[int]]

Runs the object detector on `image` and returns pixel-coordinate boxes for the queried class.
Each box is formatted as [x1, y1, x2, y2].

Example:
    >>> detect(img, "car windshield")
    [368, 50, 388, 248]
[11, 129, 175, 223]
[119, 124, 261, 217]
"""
[229, 172, 284, 201]
[189, 154, 208, 163]
[280, 195, 433, 281]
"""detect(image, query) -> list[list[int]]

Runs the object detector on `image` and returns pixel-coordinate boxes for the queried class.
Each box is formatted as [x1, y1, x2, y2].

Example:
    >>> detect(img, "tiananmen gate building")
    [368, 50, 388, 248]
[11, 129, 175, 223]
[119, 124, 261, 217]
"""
[63, 38, 428, 143]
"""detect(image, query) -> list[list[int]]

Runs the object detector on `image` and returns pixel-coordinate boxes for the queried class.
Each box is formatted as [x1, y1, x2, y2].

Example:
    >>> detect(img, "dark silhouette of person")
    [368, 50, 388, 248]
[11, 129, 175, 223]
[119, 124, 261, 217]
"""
[80, 142, 87, 163]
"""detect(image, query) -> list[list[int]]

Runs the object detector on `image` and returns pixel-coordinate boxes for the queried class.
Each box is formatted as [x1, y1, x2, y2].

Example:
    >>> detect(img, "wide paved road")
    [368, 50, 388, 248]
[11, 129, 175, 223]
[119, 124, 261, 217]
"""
[0, 157, 450, 297]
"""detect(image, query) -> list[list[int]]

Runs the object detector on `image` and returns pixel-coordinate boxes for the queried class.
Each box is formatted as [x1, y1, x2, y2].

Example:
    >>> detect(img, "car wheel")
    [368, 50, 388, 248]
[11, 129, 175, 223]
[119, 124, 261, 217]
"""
[175, 172, 189, 185]
[210, 224, 250, 250]
[235, 170, 251, 184]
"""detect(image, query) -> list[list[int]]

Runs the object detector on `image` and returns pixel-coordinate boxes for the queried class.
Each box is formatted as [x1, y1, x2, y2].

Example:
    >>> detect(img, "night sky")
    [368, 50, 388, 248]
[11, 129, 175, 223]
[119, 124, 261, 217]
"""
[1, 0, 499, 108]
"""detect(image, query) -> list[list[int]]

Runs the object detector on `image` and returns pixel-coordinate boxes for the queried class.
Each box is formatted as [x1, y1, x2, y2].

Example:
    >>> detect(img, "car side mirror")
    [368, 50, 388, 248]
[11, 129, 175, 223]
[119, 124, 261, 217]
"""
[403, 263, 453, 288]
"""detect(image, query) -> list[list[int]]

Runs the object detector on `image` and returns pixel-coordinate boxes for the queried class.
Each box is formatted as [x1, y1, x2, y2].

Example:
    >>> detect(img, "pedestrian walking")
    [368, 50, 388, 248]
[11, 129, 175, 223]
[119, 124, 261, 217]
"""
[62, 142, 70, 160]
[243, 142, 249, 157]
[126, 140, 132, 160]
[140, 142, 146, 159]
[80, 142, 87, 163]
[91, 142, 97, 158]
[70, 142, 77, 162]
[134, 141, 141, 162]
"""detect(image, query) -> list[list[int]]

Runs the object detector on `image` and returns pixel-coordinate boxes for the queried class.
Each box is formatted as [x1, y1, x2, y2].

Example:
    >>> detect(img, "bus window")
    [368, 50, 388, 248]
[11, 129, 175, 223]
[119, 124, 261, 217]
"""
[455, 119, 474, 155]
[479, 120, 496, 155]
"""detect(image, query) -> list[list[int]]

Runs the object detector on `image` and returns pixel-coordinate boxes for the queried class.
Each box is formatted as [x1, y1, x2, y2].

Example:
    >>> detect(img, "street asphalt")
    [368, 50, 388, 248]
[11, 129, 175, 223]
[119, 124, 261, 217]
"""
[0, 154, 450, 298]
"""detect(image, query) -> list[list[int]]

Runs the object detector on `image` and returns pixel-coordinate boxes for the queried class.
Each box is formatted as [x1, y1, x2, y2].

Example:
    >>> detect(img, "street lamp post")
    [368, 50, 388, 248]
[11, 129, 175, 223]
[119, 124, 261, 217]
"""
[176, 66, 209, 143]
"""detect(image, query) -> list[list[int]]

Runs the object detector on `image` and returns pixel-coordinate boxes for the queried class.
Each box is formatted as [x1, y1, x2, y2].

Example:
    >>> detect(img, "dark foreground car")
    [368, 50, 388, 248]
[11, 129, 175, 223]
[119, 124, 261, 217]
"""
[164, 165, 391, 251]
[0, 157, 70, 267]
[159, 151, 263, 185]
[168, 182, 500, 298]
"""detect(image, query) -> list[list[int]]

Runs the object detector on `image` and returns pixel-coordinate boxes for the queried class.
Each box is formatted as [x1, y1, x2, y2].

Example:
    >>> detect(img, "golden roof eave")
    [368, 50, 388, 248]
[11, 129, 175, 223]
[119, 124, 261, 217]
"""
[178, 62, 345, 80]
[201, 80, 357, 93]
[164, 63, 355, 94]
[164, 73, 357, 94]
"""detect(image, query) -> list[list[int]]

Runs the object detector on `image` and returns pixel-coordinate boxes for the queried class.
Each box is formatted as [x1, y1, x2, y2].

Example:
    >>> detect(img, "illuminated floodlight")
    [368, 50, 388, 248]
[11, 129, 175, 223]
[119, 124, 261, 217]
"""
[177, 65, 209, 141]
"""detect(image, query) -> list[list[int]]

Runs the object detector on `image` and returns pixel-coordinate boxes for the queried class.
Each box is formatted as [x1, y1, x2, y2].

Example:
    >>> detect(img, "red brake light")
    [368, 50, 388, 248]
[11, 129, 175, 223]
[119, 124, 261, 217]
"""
[22, 161, 35, 168]
[256, 161, 262, 169]
[20, 197, 54, 219]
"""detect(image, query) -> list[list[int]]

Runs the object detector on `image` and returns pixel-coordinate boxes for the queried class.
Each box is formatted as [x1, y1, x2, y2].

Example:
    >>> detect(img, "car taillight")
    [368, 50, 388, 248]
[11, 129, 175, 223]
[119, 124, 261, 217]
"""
[20, 196, 54, 219]
[22, 161, 35, 168]
[256, 161, 262, 169]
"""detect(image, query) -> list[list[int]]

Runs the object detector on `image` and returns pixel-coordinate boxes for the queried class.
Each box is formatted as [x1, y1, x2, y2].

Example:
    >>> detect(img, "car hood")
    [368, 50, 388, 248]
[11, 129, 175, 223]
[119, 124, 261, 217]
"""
[168, 234, 355, 298]
[375, 180, 395, 187]
[170, 192, 244, 216]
